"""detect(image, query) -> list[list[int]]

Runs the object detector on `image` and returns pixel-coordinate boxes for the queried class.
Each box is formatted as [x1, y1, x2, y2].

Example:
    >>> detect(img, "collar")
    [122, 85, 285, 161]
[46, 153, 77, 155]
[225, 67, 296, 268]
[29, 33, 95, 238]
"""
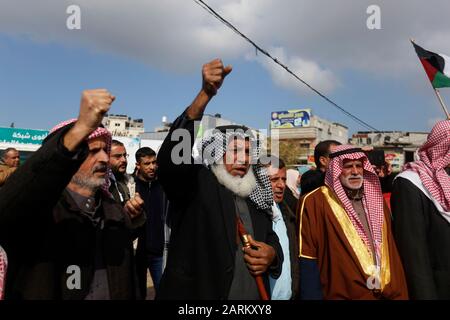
[343, 187, 364, 201]
[271, 201, 282, 222]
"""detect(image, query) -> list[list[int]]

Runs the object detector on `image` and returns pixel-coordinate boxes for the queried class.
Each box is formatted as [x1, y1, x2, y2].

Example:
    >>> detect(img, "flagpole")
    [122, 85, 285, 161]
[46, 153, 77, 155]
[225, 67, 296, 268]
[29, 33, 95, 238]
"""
[433, 88, 450, 119]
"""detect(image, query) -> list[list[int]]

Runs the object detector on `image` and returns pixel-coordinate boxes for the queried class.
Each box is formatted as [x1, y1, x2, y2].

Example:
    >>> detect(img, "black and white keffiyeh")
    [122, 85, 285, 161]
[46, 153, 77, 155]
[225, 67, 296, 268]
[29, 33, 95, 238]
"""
[197, 125, 273, 211]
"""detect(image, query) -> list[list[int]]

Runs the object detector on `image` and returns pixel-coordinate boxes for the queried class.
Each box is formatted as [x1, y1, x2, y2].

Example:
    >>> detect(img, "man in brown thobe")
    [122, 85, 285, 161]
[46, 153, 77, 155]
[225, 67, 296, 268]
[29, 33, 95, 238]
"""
[297, 145, 408, 300]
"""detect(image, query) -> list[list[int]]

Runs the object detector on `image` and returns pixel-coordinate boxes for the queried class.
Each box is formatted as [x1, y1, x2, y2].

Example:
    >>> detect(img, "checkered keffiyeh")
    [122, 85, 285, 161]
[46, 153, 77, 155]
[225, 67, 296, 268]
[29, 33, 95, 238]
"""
[198, 127, 273, 211]
[403, 120, 450, 211]
[325, 145, 384, 259]
[50, 119, 113, 194]
[0, 245, 7, 300]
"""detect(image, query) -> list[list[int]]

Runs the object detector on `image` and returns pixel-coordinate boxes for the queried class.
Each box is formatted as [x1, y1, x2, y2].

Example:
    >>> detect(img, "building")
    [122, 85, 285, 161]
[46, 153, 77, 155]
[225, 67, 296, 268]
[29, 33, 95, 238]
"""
[102, 114, 145, 137]
[350, 131, 429, 172]
[270, 109, 348, 165]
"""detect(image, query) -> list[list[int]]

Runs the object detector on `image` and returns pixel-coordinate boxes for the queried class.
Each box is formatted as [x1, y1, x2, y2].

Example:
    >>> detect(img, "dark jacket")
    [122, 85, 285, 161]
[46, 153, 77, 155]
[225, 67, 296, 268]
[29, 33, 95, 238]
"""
[156, 112, 283, 300]
[278, 200, 300, 299]
[391, 177, 450, 299]
[300, 169, 325, 197]
[0, 126, 139, 300]
[284, 188, 299, 215]
[135, 177, 168, 297]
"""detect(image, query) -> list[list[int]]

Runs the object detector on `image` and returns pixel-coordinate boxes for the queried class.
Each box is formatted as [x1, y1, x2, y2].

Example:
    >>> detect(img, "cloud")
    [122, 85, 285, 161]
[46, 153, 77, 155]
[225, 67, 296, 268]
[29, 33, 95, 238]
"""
[250, 47, 339, 94]
[2, 0, 450, 90]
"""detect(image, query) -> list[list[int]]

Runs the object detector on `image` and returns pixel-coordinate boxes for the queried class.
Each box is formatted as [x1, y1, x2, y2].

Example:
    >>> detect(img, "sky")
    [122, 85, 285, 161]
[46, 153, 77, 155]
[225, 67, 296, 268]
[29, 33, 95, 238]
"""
[1, 0, 450, 136]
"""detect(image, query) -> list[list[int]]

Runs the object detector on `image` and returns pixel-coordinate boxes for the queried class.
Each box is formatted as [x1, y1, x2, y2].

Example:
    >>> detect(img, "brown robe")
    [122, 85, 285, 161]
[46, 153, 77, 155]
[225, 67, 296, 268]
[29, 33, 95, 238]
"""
[298, 186, 408, 300]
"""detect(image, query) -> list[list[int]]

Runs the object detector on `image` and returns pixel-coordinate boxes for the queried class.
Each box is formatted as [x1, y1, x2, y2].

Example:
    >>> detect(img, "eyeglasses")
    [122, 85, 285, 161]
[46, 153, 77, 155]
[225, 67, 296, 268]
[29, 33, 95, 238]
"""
[111, 153, 129, 159]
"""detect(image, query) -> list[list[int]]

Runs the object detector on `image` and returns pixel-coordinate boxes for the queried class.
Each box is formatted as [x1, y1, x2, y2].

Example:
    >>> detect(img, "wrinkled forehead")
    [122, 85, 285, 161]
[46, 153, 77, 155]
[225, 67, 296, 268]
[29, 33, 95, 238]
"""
[342, 157, 364, 166]
[87, 136, 108, 149]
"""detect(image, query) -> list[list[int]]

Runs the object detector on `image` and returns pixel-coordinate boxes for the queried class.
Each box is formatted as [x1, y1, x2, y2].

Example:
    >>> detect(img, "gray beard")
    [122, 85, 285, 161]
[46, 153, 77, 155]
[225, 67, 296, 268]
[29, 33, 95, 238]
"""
[71, 173, 105, 192]
[210, 164, 257, 198]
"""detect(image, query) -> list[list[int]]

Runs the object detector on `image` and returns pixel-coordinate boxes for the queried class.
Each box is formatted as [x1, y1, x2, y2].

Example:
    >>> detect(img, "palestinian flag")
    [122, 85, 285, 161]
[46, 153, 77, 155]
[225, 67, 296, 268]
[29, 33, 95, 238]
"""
[412, 41, 450, 88]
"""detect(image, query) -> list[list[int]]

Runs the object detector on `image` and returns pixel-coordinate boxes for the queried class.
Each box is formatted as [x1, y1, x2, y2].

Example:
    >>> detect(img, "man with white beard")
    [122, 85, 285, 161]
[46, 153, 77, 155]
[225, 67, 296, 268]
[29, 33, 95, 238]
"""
[297, 145, 408, 300]
[156, 59, 283, 300]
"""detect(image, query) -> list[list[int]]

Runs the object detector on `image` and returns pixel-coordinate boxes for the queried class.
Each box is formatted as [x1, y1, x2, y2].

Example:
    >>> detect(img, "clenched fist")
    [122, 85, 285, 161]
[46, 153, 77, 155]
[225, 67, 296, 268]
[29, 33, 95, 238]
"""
[202, 59, 232, 97]
[63, 89, 115, 152]
[124, 192, 144, 219]
[77, 89, 115, 134]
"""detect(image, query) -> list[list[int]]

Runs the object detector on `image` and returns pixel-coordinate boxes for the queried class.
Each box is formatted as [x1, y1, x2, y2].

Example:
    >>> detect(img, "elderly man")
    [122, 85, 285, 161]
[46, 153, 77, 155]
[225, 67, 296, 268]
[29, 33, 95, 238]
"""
[156, 59, 282, 300]
[0, 148, 20, 186]
[391, 120, 450, 299]
[265, 156, 299, 300]
[0, 89, 143, 300]
[297, 145, 408, 299]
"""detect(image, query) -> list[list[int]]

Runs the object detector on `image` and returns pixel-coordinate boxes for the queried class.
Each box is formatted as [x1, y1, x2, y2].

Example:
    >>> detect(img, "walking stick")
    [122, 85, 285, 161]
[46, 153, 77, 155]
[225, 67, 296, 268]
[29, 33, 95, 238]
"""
[236, 217, 270, 300]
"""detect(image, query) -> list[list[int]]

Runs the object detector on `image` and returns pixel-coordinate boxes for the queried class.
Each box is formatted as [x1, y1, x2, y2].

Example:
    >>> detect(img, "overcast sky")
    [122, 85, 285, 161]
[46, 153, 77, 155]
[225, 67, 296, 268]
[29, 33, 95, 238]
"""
[1, 0, 450, 134]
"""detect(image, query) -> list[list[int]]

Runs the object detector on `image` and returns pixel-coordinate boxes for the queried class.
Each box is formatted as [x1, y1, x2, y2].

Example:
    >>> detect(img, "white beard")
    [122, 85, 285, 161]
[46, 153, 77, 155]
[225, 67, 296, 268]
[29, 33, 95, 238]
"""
[211, 164, 257, 198]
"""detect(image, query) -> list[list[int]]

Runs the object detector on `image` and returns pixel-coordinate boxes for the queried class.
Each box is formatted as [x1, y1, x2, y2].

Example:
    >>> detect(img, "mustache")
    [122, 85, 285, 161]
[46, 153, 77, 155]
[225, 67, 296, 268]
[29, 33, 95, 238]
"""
[348, 174, 363, 180]
[93, 163, 107, 173]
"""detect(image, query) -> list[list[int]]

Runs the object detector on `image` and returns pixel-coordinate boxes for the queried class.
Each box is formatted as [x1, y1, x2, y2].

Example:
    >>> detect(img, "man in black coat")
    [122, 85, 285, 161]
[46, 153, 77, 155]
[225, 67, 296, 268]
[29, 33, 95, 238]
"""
[391, 120, 450, 299]
[157, 59, 283, 300]
[0, 89, 143, 300]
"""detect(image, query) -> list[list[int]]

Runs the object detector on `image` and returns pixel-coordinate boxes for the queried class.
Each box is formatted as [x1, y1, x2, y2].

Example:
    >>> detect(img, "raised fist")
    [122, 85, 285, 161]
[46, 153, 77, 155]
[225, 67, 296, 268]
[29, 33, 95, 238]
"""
[77, 89, 115, 134]
[202, 59, 232, 96]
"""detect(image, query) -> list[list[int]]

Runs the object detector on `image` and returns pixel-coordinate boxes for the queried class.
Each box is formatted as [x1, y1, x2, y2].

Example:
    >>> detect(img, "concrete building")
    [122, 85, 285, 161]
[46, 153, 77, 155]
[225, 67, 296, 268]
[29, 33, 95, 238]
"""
[270, 109, 348, 165]
[350, 131, 429, 172]
[102, 114, 144, 137]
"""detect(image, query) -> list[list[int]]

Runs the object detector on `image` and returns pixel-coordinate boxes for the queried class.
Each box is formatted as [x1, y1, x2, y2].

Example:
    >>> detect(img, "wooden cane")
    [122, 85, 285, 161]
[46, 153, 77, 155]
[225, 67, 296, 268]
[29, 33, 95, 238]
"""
[237, 218, 270, 300]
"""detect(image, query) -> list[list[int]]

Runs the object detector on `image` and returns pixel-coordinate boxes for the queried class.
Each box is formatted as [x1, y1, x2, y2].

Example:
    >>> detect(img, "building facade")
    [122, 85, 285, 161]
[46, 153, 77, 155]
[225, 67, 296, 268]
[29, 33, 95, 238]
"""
[270, 109, 348, 165]
[102, 114, 144, 137]
[349, 131, 429, 172]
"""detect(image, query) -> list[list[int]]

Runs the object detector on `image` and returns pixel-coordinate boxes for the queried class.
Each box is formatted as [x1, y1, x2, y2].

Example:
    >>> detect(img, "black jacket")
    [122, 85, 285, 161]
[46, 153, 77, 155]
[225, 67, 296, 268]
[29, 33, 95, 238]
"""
[300, 169, 325, 197]
[0, 126, 138, 300]
[156, 112, 283, 300]
[391, 177, 450, 299]
[134, 177, 168, 298]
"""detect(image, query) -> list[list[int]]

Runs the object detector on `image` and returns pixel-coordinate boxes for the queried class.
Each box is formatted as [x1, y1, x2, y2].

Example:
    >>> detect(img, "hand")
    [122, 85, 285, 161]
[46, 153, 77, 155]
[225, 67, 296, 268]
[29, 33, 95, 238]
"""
[242, 235, 276, 276]
[76, 89, 115, 134]
[202, 59, 232, 97]
[124, 192, 144, 219]
[63, 89, 115, 151]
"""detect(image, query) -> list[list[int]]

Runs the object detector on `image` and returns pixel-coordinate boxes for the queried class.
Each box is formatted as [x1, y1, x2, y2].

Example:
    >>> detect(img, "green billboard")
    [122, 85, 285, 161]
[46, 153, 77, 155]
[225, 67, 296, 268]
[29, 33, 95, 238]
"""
[0, 127, 48, 145]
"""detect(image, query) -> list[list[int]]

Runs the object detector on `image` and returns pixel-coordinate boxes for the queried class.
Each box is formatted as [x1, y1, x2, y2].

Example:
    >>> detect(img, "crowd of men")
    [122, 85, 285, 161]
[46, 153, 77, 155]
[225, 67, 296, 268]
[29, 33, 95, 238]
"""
[0, 59, 449, 300]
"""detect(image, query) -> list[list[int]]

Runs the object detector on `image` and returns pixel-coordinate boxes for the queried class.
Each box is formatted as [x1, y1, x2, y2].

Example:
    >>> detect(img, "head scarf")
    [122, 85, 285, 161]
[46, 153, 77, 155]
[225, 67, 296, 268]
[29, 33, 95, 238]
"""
[403, 120, 450, 211]
[198, 125, 273, 211]
[325, 145, 384, 260]
[286, 169, 300, 199]
[0, 245, 7, 300]
[49, 119, 113, 194]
